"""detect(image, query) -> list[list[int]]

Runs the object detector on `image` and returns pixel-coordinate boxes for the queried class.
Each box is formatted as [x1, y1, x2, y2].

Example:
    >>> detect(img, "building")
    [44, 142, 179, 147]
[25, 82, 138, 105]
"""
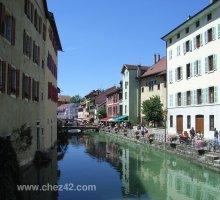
[0, 0, 62, 165]
[106, 87, 122, 118]
[57, 103, 80, 120]
[57, 95, 71, 106]
[121, 64, 149, 123]
[140, 55, 167, 123]
[162, 0, 220, 138]
[78, 102, 87, 119]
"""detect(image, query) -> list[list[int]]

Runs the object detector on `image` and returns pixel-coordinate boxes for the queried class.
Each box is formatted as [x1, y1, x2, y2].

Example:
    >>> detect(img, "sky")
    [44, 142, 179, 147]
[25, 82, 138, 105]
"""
[47, 0, 209, 97]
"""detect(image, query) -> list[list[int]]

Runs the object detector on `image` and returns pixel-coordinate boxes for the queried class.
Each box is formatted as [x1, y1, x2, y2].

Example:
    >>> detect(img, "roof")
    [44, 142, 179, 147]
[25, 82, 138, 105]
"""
[141, 56, 167, 78]
[121, 64, 149, 74]
[95, 87, 116, 105]
[106, 87, 122, 97]
[58, 95, 71, 102]
[161, 1, 220, 41]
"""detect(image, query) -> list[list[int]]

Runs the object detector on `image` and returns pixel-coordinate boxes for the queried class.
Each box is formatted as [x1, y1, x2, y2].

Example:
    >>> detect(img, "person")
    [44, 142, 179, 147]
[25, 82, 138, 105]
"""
[189, 127, 195, 139]
[141, 125, 145, 137]
[214, 128, 218, 139]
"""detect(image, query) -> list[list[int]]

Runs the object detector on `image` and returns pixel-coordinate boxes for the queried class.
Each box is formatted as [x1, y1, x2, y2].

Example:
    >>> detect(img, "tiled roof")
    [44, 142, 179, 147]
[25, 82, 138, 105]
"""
[121, 64, 149, 74]
[58, 95, 71, 102]
[141, 56, 166, 78]
[95, 87, 116, 105]
[106, 87, 122, 97]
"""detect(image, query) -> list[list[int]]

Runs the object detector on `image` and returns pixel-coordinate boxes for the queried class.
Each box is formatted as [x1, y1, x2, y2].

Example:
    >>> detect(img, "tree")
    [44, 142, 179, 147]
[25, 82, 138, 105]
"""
[142, 95, 163, 127]
[97, 106, 107, 119]
[70, 95, 82, 103]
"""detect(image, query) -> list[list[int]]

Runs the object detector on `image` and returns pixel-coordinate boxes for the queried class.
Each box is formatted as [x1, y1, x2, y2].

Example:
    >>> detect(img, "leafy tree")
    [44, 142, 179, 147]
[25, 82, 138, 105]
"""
[97, 106, 107, 119]
[70, 95, 82, 103]
[142, 95, 163, 127]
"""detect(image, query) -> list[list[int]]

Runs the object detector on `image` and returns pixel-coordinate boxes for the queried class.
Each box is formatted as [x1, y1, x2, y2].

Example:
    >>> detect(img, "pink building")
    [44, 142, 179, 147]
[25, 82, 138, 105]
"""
[106, 88, 122, 118]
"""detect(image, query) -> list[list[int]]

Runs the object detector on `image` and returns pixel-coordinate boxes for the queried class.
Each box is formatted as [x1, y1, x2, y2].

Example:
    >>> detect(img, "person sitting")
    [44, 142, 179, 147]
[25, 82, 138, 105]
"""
[190, 127, 195, 139]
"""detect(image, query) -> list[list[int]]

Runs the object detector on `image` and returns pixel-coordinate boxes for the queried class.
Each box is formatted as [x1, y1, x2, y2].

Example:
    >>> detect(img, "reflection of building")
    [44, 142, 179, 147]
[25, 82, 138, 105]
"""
[57, 103, 80, 120]
[162, 0, 220, 138]
[0, 0, 62, 166]
[121, 149, 130, 195]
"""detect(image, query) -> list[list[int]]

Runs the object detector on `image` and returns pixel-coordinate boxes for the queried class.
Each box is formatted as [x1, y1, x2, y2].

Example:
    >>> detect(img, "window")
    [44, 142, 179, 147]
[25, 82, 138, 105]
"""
[177, 45, 181, 56]
[209, 87, 214, 103]
[187, 116, 191, 129]
[196, 35, 200, 48]
[38, 17, 42, 34]
[185, 40, 191, 52]
[197, 89, 202, 104]
[22, 73, 31, 99]
[177, 33, 180, 39]
[169, 38, 172, 44]
[196, 20, 200, 28]
[185, 27, 189, 33]
[205, 27, 216, 44]
[141, 87, 144, 93]
[176, 67, 182, 81]
[187, 91, 191, 105]
[205, 55, 217, 72]
[33, 41, 40, 65]
[170, 116, 173, 127]
[149, 81, 154, 91]
[186, 63, 191, 79]
[157, 84, 160, 90]
[23, 30, 32, 58]
[0, 60, 6, 93]
[43, 23, 46, 41]
[208, 55, 214, 71]
[178, 92, 181, 106]
[207, 13, 212, 21]
[208, 28, 213, 42]
[210, 115, 214, 131]
[34, 9, 38, 31]
[125, 81, 128, 89]
[7, 65, 19, 97]
[194, 60, 201, 76]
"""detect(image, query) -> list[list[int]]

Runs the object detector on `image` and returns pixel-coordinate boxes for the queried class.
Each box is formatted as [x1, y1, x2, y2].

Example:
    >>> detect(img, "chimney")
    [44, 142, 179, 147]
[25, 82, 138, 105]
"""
[154, 53, 157, 64]
[158, 53, 160, 62]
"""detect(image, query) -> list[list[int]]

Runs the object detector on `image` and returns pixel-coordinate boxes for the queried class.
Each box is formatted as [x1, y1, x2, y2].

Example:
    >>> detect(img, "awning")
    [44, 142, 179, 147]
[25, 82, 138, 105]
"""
[83, 117, 93, 121]
[109, 115, 128, 122]
[100, 117, 112, 122]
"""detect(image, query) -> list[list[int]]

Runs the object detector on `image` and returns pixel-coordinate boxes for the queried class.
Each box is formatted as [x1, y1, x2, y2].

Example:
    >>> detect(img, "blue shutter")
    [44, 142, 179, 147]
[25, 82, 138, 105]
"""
[213, 54, 217, 70]
[214, 86, 218, 103]
[212, 27, 216, 41]
[205, 57, 208, 73]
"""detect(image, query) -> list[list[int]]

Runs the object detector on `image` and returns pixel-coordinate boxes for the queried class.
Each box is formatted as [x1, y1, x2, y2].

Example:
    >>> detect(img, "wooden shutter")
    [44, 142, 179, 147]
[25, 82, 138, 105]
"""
[7, 64, 11, 94]
[194, 90, 197, 104]
[11, 17, 16, 45]
[201, 89, 205, 104]
[175, 93, 177, 107]
[33, 41, 35, 62]
[29, 36, 32, 58]
[30, 3, 34, 23]
[0, 3, 5, 35]
[16, 69, 20, 97]
[32, 79, 35, 100]
[191, 90, 194, 105]
[180, 67, 183, 80]
[194, 61, 197, 76]
[212, 27, 216, 41]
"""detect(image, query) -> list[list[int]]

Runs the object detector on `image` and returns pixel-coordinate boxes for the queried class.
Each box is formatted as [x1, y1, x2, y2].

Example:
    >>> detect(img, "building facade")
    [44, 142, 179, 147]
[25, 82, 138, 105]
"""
[57, 103, 80, 120]
[140, 56, 167, 123]
[0, 0, 62, 165]
[162, 0, 220, 138]
[121, 64, 149, 123]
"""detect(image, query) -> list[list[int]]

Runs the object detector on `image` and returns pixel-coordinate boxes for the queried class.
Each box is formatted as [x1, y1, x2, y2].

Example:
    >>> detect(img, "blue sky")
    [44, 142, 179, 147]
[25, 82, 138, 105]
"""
[47, 0, 209, 97]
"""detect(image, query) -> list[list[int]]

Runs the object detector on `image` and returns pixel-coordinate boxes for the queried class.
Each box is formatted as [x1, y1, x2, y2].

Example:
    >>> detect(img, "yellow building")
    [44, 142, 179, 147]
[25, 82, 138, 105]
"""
[140, 56, 167, 123]
[0, 0, 62, 166]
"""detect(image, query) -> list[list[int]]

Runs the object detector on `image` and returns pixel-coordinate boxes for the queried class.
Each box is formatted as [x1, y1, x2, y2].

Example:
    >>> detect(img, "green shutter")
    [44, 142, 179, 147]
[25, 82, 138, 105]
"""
[205, 57, 208, 73]
[213, 54, 217, 70]
[190, 63, 193, 77]
[218, 24, 220, 38]
[193, 37, 196, 49]
[214, 86, 218, 103]
[183, 43, 186, 54]
[198, 60, 201, 75]
[175, 69, 177, 81]
[194, 90, 197, 104]
[205, 31, 208, 44]
[175, 93, 177, 107]
[191, 90, 194, 105]
[202, 89, 205, 104]
[205, 88, 208, 104]
[212, 27, 216, 40]
[189, 40, 192, 51]
[194, 61, 197, 76]
[180, 67, 183, 80]
[200, 34, 203, 46]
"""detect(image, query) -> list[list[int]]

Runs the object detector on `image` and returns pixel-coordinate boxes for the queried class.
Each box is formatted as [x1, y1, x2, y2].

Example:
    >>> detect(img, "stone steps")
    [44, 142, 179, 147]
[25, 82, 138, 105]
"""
[205, 154, 219, 163]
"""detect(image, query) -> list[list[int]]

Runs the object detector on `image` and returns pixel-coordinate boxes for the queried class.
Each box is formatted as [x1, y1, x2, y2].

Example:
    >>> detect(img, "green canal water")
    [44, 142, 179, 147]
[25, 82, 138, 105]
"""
[21, 132, 220, 200]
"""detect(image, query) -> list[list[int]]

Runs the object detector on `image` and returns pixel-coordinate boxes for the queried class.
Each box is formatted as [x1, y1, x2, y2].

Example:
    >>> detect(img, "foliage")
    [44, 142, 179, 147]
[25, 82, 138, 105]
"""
[142, 95, 164, 127]
[0, 137, 21, 200]
[70, 95, 82, 103]
[11, 124, 33, 153]
[97, 106, 107, 119]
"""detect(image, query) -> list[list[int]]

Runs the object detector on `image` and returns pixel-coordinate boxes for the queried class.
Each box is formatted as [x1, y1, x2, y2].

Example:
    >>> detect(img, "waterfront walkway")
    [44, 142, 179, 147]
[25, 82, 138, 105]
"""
[99, 127, 220, 172]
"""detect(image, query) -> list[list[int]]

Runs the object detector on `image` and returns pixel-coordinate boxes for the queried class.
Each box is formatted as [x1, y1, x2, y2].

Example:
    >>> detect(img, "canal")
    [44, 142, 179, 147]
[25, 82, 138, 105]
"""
[21, 132, 220, 200]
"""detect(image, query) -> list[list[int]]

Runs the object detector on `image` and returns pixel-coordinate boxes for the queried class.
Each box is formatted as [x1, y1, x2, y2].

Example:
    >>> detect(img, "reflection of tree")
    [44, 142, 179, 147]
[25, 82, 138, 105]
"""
[57, 131, 69, 161]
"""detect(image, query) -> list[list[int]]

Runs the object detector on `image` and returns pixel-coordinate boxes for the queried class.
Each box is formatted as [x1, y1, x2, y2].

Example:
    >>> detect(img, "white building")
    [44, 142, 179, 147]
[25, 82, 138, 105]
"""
[162, 0, 220, 139]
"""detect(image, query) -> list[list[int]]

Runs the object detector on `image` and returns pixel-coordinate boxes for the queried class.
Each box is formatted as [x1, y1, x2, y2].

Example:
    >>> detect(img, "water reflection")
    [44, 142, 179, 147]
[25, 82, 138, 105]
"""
[21, 133, 220, 200]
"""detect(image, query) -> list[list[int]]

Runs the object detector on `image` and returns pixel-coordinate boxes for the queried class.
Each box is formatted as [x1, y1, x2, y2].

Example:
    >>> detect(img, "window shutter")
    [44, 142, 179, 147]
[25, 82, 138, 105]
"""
[193, 37, 196, 49]
[212, 27, 216, 41]
[205, 31, 208, 44]
[169, 94, 172, 107]
[194, 90, 197, 104]
[180, 67, 183, 80]
[11, 17, 16, 45]
[183, 92, 186, 106]
[189, 40, 192, 51]
[33, 41, 35, 62]
[194, 61, 197, 76]
[28, 77, 31, 99]
[191, 90, 194, 105]
[205, 57, 208, 73]
[30, 3, 34, 23]
[29, 36, 32, 58]
[214, 86, 218, 103]
[218, 24, 220, 38]
[0, 3, 5, 35]
[32, 79, 35, 100]
[201, 89, 205, 104]
[23, 30, 26, 54]
[200, 34, 203, 46]
[175, 69, 177, 81]
[198, 60, 201, 75]
[213, 54, 217, 70]
[16, 69, 20, 97]
[1, 61, 6, 93]
[176, 46, 178, 56]
[7, 64, 11, 95]
[24, 0, 28, 15]
[37, 81, 39, 101]
[205, 88, 208, 104]
[22, 73, 25, 99]
[190, 63, 193, 77]
[183, 43, 186, 54]
[175, 93, 177, 107]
